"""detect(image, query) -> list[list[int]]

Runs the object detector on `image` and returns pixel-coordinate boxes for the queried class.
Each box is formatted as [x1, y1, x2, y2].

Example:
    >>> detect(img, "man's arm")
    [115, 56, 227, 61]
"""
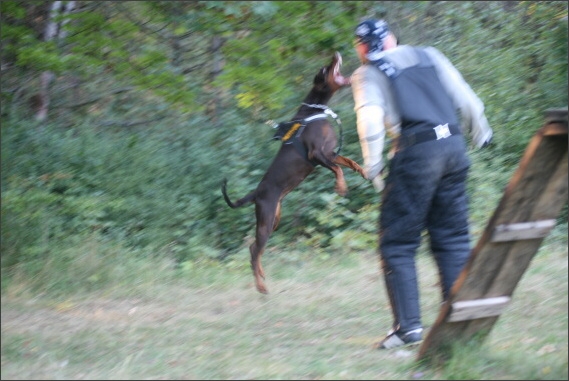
[351, 66, 387, 190]
[356, 105, 385, 180]
[425, 47, 493, 148]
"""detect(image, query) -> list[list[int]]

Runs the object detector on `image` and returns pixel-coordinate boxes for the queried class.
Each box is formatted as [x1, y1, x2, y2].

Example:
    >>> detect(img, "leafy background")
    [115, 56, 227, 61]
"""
[1, 0, 567, 309]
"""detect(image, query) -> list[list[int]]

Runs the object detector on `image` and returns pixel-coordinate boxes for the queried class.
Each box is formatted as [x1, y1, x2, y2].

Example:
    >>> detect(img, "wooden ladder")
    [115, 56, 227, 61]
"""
[417, 108, 568, 363]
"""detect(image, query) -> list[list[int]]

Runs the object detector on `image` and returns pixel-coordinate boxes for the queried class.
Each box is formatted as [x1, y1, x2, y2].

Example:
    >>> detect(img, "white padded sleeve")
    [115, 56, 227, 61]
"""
[356, 105, 385, 180]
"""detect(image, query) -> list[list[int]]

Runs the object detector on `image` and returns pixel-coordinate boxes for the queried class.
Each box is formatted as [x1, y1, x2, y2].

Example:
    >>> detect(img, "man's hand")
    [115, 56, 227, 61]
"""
[364, 160, 384, 180]
[372, 176, 385, 193]
[365, 161, 386, 193]
[481, 136, 493, 148]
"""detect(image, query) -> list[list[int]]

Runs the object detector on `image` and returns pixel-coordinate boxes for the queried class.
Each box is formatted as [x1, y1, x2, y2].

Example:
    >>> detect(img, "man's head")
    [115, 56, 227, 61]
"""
[354, 19, 396, 62]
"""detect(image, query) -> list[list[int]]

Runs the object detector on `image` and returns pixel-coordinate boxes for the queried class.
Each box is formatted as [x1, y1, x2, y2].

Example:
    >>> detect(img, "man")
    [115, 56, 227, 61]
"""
[351, 19, 493, 349]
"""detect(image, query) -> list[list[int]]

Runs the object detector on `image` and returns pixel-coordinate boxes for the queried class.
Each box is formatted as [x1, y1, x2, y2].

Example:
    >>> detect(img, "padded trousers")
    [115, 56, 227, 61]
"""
[379, 135, 471, 333]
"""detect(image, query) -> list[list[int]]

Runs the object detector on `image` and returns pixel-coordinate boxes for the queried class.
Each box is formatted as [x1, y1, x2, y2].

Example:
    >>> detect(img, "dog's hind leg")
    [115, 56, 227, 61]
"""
[249, 197, 279, 294]
[256, 201, 281, 281]
[273, 201, 282, 231]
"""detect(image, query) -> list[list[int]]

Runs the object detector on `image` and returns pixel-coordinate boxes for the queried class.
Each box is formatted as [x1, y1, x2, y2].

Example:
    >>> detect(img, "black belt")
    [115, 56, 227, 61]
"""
[397, 124, 462, 149]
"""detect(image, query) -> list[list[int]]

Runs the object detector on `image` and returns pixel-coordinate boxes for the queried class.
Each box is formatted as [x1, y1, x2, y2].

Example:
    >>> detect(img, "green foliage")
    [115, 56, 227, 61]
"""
[1, 232, 178, 298]
[212, 1, 373, 117]
[1, 1, 567, 276]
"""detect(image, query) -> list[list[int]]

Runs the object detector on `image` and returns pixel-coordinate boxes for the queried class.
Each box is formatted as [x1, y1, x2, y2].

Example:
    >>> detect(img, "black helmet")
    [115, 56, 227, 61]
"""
[355, 19, 390, 54]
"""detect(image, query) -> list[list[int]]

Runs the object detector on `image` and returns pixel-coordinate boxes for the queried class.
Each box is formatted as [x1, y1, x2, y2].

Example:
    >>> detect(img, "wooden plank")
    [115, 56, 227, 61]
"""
[417, 112, 568, 363]
[544, 107, 568, 124]
[456, 242, 510, 300]
[494, 129, 567, 225]
[530, 147, 569, 218]
[543, 122, 569, 136]
[491, 220, 556, 242]
[486, 239, 545, 297]
[487, 137, 568, 297]
[461, 315, 499, 344]
[448, 296, 511, 322]
[451, 125, 568, 300]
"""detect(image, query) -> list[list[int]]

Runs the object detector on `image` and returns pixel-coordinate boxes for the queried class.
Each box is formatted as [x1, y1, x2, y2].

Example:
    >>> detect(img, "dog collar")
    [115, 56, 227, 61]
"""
[304, 113, 329, 122]
[301, 103, 339, 120]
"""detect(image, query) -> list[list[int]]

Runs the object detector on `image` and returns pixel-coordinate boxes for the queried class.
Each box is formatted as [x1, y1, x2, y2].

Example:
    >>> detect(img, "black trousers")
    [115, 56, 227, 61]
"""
[379, 134, 471, 333]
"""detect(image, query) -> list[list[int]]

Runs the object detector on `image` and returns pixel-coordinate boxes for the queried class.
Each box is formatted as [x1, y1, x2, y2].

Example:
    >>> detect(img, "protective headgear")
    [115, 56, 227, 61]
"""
[355, 19, 390, 60]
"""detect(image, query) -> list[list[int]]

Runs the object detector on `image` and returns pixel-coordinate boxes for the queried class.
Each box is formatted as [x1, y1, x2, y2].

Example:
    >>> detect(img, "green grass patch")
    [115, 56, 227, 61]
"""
[1, 224, 567, 380]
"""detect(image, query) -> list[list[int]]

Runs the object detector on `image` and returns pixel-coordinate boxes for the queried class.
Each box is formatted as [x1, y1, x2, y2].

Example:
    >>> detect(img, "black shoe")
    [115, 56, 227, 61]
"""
[376, 328, 423, 350]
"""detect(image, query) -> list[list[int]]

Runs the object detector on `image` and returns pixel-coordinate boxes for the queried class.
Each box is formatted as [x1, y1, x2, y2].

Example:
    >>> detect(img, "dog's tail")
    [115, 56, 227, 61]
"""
[221, 178, 256, 208]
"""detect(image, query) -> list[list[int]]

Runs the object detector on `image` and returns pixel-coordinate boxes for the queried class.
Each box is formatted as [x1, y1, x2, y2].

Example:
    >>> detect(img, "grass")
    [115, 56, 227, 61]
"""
[1, 224, 567, 380]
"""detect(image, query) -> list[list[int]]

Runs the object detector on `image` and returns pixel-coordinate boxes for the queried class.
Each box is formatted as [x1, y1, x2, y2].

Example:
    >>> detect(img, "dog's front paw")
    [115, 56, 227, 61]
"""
[335, 182, 348, 197]
[256, 282, 269, 294]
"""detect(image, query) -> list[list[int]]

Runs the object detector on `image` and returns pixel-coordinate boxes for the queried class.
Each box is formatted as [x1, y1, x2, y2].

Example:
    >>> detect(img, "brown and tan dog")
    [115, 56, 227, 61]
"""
[222, 52, 365, 294]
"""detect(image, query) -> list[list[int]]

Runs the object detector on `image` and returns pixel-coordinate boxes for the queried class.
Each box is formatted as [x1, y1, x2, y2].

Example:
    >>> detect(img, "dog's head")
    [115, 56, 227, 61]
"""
[313, 52, 351, 94]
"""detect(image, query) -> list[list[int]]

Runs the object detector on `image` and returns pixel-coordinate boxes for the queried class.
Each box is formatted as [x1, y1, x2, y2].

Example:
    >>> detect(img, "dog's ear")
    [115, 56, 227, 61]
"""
[313, 67, 326, 84]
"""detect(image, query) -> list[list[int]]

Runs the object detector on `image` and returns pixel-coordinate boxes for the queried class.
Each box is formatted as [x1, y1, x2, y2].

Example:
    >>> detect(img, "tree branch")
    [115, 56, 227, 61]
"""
[61, 87, 134, 108]
[98, 116, 165, 128]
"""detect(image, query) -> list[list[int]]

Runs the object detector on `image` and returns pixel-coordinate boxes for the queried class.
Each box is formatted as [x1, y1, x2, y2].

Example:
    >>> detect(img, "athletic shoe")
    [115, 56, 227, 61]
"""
[375, 328, 423, 350]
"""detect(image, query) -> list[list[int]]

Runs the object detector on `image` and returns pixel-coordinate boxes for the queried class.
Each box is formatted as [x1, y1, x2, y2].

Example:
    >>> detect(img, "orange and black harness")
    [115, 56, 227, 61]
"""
[270, 105, 343, 166]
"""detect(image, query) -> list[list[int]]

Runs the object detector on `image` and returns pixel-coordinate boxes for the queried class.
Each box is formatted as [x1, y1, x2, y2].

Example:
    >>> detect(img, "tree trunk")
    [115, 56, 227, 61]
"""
[206, 35, 225, 124]
[35, 0, 75, 122]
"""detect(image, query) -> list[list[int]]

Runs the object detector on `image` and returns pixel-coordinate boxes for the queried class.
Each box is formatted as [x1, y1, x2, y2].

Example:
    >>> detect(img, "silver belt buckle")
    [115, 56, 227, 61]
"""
[433, 123, 452, 140]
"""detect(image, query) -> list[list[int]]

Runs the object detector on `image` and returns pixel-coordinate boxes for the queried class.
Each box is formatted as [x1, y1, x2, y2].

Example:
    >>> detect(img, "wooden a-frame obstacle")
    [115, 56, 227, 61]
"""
[417, 108, 568, 363]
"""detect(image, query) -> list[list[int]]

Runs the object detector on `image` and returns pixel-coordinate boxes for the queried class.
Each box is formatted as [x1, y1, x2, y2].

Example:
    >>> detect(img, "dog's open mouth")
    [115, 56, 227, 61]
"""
[332, 52, 350, 86]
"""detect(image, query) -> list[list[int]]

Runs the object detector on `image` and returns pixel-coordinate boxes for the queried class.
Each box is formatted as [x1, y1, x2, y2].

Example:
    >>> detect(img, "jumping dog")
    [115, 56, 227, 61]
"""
[222, 52, 365, 294]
